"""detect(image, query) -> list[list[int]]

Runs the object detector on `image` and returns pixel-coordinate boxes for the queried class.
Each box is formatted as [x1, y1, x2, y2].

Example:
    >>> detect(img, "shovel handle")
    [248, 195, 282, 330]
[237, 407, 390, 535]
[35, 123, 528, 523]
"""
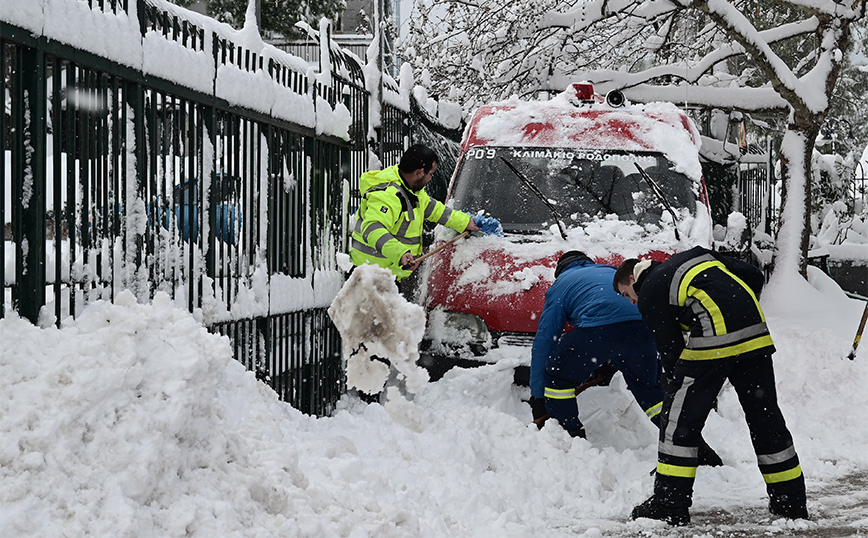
[848, 300, 868, 360]
[402, 231, 470, 270]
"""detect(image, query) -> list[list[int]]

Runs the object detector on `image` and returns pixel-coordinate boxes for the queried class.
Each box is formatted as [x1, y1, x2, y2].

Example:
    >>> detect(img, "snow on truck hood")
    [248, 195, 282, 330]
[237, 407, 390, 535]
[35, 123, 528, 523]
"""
[427, 214, 707, 299]
[420, 212, 711, 336]
[465, 94, 703, 182]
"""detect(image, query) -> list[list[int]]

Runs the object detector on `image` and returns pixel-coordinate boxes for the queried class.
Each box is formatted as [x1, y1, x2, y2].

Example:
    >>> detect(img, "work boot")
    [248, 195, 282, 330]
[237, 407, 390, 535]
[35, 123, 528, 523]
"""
[631, 496, 690, 526]
[358, 391, 381, 404]
[697, 437, 723, 467]
[567, 427, 586, 439]
[769, 502, 809, 520]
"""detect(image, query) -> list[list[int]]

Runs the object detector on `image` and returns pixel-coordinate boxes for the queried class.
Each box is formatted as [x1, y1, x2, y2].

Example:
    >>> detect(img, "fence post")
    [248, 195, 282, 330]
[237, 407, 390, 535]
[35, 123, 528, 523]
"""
[13, 46, 47, 324]
[124, 80, 147, 301]
[766, 137, 775, 235]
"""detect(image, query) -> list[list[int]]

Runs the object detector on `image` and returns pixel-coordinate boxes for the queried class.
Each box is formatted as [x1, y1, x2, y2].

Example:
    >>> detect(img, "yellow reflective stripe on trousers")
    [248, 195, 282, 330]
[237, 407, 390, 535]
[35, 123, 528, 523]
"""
[763, 465, 803, 484]
[680, 334, 774, 360]
[544, 387, 576, 399]
[645, 401, 663, 419]
[657, 463, 697, 478]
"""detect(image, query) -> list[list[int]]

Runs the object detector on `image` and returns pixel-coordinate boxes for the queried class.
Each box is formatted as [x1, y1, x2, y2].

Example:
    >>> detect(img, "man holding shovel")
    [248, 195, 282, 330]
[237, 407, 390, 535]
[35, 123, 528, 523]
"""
[614, 247, 808, 525]
[343, 144, 500, 402]
[531, 251, 667, 438]
[349, 144, 501, 294]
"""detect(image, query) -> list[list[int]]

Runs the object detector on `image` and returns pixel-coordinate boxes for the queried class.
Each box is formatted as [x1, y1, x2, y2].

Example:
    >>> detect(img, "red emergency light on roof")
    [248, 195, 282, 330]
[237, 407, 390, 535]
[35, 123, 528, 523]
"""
[572, 83, 595, 102]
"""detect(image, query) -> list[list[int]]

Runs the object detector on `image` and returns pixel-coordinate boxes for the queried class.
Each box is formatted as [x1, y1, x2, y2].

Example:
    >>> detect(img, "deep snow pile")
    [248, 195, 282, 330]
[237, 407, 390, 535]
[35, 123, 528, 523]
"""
[327, 264, 429, 397]
[1, 269, 867, 537]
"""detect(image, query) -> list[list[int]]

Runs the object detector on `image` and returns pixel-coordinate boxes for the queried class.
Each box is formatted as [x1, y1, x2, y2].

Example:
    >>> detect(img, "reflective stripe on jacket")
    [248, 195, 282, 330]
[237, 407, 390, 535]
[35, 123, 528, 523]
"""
[349, 165, 471, 280]
[634, 246, 774, 363]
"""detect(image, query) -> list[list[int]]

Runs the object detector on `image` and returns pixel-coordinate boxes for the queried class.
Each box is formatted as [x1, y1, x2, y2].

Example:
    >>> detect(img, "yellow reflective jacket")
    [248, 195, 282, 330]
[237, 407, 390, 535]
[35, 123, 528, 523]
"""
[634, 246, 773, 365]
[349, 165, 471, 280]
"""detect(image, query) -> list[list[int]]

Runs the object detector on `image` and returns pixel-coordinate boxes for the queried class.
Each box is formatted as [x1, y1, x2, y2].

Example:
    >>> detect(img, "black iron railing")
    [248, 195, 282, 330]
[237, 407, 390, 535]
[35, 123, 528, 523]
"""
[1, 0, 460, 416]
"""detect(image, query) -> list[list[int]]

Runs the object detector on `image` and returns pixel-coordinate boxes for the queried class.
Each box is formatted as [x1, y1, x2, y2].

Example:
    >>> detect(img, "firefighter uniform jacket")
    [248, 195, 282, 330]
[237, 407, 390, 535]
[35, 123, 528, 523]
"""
[349, 165, 472, 280]
[633, 245, 772, 372]
[632, 246, 806, 512]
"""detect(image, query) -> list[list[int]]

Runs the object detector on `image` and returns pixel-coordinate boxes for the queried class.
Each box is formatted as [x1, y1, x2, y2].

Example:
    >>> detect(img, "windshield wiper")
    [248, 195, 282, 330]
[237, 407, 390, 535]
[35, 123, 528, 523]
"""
[501, 157, 568, 240]
[633, 163, 681, 241]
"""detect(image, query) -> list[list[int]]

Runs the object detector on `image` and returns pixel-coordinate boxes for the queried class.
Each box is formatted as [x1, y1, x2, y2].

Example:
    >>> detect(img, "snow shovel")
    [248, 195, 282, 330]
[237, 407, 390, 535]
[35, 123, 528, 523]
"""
[847, 300, 868, 360]
[402, 231, 470, 270]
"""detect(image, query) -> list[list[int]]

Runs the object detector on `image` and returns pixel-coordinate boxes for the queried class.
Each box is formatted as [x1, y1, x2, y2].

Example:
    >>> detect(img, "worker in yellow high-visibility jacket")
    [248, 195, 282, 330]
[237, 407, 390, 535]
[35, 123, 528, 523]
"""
[349, 144, 486, 283]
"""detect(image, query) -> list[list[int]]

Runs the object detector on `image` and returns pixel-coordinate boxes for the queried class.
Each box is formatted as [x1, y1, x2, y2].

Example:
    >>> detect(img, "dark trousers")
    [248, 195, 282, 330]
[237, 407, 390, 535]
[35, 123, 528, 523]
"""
[655, 351, 806, 510]
[544, 320, 664, 431]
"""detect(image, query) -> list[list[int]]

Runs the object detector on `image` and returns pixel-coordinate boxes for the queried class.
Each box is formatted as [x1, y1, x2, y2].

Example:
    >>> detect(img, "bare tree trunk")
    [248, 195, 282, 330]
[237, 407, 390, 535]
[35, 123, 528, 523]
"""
[774, 120, 820, 279]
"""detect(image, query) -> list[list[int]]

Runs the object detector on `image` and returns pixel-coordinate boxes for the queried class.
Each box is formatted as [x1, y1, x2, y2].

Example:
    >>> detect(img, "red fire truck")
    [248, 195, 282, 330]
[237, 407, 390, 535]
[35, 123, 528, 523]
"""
[417, 83, 713, 376]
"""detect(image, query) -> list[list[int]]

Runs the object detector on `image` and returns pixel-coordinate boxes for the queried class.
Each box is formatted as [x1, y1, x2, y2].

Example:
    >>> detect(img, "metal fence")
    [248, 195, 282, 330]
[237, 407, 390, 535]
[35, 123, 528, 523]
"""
[853, 162, 868, 214]
[0, 0, 438, 416]
[737, 156, 776, 236]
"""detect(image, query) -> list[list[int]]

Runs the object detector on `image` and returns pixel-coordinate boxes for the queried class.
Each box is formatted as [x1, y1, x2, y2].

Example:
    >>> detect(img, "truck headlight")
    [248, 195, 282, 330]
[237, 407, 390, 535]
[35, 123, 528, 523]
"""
[428, 310, 491, 345]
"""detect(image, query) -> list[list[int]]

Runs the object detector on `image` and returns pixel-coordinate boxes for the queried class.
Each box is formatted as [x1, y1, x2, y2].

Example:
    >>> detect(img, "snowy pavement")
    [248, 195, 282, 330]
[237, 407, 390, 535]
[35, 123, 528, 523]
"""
[1, 267, 868, 537]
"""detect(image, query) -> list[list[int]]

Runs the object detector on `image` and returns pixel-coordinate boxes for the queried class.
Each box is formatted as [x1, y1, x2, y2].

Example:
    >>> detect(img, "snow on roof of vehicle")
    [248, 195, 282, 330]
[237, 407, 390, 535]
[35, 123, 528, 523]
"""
[464, 87, 703, 181]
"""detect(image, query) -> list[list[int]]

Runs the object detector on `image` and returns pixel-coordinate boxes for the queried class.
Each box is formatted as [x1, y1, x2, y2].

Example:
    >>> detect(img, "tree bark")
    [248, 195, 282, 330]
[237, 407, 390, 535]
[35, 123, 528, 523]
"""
[775, 119, 821, 278]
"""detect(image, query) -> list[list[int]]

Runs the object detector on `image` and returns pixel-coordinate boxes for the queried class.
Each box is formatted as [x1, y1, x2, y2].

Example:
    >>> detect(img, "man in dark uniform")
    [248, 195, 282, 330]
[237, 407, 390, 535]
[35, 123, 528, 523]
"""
[613, 246, 807, 525]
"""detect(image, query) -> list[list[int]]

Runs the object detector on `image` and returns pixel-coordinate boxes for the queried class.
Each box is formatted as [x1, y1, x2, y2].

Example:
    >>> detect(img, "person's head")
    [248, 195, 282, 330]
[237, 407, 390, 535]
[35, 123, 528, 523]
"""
[399, 144, 439, 191]
[554, 250, 592, 278]
[613, 258, 640, 304]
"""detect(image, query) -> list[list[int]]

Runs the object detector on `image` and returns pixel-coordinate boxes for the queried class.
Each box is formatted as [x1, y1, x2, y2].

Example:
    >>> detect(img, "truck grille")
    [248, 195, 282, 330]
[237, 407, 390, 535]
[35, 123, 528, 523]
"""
[495, 333, 536, 347]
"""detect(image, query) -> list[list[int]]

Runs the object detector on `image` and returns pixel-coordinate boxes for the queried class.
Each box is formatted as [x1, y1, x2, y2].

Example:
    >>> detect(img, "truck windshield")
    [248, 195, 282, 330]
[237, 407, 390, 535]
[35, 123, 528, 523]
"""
[450, 147, 697, 233]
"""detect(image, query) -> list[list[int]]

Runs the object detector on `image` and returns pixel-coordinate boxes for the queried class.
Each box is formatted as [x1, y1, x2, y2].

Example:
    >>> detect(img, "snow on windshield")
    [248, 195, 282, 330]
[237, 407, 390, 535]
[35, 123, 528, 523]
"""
[450, 147, 697, 233]
[422, 216, 704, 303]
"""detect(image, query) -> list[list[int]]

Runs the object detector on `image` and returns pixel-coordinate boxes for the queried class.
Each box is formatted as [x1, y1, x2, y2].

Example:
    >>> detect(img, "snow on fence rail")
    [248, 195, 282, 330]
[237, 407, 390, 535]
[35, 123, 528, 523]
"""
[0, 0, 466, 415]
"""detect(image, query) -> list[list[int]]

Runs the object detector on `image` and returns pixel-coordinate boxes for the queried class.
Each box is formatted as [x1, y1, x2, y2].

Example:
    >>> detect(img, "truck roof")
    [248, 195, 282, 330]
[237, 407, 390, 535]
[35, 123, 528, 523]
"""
[462, 90, 702, 179]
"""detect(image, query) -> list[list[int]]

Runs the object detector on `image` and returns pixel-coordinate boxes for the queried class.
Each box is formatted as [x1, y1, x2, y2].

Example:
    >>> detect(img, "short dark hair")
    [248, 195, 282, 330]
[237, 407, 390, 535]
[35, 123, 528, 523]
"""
[613, 258, 639, 293]
[399, 144, 439, 174]
[555, 250, 592, 278]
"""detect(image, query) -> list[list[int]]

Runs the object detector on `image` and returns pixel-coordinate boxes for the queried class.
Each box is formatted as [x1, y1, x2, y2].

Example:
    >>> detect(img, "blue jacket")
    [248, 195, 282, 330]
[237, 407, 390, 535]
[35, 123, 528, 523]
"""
[530, 260, 643, 397]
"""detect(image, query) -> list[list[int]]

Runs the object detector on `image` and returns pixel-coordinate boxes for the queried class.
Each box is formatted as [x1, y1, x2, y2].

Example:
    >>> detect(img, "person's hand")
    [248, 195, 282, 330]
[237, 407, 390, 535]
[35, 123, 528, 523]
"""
[400, 252, 419, 271]
[588, 361, 618, 386]
[529, 396, 548, 429]
[465, 218, 481, 232]
[471, 215, 503, 236]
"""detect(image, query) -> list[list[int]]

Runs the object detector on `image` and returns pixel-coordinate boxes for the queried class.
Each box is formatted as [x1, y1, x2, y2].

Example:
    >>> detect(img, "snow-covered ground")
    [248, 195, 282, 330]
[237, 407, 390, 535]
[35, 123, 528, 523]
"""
[1, 265, 868, 537]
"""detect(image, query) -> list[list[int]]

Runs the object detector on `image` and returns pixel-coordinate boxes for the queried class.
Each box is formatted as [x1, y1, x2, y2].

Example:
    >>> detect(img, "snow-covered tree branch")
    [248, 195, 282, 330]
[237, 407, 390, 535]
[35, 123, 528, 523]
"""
[403, 0, 868, 278]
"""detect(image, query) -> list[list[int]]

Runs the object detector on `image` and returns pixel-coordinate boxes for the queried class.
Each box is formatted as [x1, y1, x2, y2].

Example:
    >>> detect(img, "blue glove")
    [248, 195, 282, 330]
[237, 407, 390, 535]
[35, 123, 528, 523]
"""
[472, 215, 503, 236]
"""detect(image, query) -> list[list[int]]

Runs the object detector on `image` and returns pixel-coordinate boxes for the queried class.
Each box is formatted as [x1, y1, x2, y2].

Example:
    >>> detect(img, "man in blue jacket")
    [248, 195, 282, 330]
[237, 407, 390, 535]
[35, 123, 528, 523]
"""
[529, 251, 670, 439]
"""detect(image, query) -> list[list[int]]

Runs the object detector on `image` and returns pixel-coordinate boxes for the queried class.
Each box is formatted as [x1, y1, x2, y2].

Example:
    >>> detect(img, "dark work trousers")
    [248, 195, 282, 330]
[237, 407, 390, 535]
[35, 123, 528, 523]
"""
[543, 320, 664, 432]
[655, 351, 806, 511]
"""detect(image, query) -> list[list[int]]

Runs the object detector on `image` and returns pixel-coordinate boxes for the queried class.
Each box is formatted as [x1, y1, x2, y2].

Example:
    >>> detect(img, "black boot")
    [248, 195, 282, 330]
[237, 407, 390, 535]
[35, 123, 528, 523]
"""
[769, 502, 809, 520]
[567, 427, 586, 439]
[631, 496, 690, 526]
